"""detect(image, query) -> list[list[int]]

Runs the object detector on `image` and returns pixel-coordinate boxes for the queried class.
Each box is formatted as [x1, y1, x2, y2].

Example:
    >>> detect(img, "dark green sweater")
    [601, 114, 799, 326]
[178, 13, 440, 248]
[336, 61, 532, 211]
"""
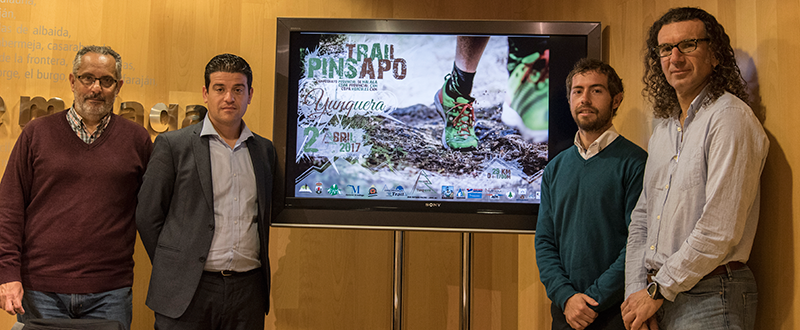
[535, 136, 646, 312]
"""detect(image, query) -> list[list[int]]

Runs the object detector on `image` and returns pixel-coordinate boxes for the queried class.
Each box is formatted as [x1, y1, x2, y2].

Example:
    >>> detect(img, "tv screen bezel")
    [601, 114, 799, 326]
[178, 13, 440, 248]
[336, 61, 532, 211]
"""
[272, 17, 602, 233]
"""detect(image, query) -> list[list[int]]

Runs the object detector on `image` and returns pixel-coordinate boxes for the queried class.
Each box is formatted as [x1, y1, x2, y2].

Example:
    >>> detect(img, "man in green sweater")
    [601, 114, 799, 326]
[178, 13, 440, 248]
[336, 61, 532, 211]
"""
[535, 58, 647, 330]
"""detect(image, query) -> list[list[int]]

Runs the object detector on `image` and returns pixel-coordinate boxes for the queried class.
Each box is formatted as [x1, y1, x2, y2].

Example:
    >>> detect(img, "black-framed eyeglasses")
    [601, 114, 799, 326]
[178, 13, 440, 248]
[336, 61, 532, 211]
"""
[76, 74, 118, 88]
[655, 38, 710, 58]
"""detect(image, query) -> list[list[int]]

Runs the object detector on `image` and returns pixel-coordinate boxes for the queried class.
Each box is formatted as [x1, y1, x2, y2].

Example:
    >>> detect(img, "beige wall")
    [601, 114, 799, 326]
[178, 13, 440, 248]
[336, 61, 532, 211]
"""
[0, 0, 796, 329]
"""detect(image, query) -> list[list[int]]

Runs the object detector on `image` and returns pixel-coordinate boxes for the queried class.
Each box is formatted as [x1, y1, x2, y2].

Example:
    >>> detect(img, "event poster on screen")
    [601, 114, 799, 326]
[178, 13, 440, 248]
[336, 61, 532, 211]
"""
[291, 33, 550, 204]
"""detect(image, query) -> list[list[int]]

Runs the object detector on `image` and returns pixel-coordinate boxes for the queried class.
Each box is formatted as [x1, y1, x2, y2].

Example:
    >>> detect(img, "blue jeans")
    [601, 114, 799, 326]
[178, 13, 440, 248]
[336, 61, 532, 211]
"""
[655, 266, 757, 330]
[18, 287, 132, 330]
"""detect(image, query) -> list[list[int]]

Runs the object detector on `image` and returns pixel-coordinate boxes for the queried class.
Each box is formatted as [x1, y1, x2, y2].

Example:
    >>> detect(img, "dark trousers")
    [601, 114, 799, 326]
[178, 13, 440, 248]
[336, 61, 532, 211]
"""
[550, 301, 624, 330]
[155, 270, 265, 330]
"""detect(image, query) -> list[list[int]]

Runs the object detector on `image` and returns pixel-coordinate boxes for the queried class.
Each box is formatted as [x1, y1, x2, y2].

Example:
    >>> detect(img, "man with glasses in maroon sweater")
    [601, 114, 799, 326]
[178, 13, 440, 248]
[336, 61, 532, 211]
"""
[0, 46, 152, 330]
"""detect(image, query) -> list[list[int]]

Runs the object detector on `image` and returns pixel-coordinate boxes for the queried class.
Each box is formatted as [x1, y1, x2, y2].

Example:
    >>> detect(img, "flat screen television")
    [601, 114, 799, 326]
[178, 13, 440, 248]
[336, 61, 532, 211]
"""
[272, 17, 601, 232]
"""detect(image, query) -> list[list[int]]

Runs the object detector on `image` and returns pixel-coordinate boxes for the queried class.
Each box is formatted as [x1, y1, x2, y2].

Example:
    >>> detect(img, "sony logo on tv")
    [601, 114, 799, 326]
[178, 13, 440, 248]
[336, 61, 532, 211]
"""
[0, 95, 206, 133]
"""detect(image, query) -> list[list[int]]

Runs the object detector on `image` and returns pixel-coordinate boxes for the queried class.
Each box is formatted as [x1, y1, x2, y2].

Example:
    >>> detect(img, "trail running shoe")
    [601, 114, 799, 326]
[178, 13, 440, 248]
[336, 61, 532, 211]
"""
[434, 75, 478, 151]
[501, 50, 549, 143]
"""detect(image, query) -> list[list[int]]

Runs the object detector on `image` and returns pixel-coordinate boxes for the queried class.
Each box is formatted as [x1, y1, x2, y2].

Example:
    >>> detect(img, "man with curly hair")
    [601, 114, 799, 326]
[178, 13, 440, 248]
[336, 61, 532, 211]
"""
[621, 7, 768, 330]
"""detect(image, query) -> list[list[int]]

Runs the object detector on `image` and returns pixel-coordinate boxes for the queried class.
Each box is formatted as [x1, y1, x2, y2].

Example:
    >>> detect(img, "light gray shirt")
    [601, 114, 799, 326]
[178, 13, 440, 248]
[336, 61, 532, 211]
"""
[625, 88, 768, 301]
[200, 116, 261, 272]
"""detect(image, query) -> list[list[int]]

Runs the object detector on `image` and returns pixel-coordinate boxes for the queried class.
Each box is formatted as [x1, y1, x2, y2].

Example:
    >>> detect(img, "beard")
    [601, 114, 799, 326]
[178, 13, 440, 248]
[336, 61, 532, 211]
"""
[575, 105, 613, 133]
[74, 91, 115, 120]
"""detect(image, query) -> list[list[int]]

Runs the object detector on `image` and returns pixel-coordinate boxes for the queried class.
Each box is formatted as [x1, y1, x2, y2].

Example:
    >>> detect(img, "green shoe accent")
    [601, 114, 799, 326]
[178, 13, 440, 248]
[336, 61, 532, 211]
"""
[434, 75, 478, 150]
[502, 50, 549, 142]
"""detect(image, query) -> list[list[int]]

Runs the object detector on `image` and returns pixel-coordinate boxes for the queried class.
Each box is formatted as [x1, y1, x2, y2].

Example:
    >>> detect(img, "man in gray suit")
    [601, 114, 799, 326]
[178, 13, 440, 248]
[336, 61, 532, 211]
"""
[136, 53, 274, 330]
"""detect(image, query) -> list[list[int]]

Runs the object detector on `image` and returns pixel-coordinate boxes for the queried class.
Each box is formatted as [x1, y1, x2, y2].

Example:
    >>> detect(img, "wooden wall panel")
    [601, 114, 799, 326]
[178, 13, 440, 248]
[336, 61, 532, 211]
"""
[402, 231, 462, 330]
[267, 227, 393, 330]
[0, 0, 798, 329]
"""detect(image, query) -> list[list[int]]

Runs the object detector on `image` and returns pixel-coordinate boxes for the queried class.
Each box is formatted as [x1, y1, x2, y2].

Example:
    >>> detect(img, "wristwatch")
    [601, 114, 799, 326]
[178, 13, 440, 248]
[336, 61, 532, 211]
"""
[646, 281, 664, 300]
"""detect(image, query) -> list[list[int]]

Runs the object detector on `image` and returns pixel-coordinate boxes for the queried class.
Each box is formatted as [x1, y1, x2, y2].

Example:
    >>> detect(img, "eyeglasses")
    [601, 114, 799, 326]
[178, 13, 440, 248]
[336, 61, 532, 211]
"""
[655, 38, 710, 58]
[76, 74, 118, 88]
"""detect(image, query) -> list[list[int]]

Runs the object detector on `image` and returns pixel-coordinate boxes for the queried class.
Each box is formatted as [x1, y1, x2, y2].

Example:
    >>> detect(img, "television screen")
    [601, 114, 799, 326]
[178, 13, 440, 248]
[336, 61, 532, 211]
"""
[272, 18, 601, 232]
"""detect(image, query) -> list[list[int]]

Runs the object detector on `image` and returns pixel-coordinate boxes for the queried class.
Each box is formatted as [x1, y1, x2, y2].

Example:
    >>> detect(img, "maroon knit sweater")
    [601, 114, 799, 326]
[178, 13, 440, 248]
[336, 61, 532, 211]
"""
[0, 110, 152, 293]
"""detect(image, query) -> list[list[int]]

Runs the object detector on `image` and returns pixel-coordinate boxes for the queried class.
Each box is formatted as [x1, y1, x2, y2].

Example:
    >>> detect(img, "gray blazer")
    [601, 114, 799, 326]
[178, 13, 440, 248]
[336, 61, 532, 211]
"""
[135, 123, 274, 318]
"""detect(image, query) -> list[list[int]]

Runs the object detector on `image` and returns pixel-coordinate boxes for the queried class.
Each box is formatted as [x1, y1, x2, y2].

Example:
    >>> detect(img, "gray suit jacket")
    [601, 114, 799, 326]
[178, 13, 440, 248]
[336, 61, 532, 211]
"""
[135, 123, 274, 318]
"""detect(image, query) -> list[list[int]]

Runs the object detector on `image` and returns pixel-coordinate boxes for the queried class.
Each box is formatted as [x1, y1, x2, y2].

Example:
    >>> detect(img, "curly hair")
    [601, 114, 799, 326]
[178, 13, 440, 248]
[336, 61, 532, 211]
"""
[643, 7, 749, 119]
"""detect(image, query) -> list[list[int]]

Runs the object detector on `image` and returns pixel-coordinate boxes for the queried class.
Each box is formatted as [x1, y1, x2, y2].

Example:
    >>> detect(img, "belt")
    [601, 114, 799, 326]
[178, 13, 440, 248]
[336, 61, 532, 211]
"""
[703, 261, 745, 279]
[204, 269, 259, 277]
[647, 261, 745, 283]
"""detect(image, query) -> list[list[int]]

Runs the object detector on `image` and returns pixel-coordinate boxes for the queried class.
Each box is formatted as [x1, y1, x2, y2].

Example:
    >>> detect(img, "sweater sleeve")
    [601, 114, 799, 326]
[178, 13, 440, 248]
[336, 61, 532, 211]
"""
[535, 165, 578, 310]
[583, 155, 646, 311]
[0, 131, 33, 285]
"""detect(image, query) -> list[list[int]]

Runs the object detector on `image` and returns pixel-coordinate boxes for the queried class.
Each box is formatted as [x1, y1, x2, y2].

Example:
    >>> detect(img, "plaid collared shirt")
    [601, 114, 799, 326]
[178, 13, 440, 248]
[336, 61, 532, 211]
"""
[67, 107, 111, 144]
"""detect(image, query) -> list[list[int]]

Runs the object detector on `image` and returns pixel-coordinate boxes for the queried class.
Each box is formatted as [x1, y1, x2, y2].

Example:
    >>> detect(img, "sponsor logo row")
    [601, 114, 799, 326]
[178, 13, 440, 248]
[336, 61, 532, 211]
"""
[298, 183, 540, 201]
